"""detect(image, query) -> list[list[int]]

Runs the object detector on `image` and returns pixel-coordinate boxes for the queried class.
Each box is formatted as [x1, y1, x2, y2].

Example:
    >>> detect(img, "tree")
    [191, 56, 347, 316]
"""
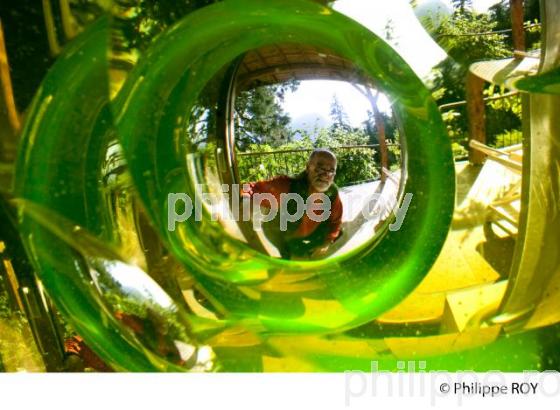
[451, 0, 473, 13]
[131, 0, 218, 50]
[488, 0, 541, 50]
[489, 0, 540, 28]
[363, 111, 397, 145]
[432, 7, 522, 150]
[433, 9, 511, 105]
[329, 95, 351, 132]
[234, 82, 298, 150]
[351, 85, 395, 180]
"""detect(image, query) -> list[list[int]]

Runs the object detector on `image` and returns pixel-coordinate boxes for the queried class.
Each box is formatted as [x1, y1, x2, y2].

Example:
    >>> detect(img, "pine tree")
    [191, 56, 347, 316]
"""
[451, 0, 473, 13]
[329, 95, 351, 132]
[234, 82, 297, 150]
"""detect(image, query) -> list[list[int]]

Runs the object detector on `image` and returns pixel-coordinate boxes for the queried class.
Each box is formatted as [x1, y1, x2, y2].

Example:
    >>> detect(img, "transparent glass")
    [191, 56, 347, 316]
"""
[3, 0, 559, 372]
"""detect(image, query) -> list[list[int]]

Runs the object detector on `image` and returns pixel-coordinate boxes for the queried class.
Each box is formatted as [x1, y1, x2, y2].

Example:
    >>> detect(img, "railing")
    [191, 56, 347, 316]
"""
[439, 91, 523, 160]
[237, 144, 401, 187]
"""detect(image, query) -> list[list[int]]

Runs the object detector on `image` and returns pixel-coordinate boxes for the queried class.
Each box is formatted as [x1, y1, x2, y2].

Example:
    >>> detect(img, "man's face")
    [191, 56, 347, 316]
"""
[307, 153, 337, 192]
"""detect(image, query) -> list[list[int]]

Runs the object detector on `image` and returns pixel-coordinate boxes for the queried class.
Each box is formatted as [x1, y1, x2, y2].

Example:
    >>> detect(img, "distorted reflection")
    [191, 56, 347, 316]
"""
[172, 45, 406, 261]
[17, 193, 215, 371]
[225, 44, 405, 259]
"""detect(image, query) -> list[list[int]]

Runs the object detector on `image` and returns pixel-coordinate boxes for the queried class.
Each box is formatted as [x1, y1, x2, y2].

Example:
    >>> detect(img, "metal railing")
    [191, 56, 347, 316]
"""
[237, 144, 402, 187]
[439, 91, 523, 159]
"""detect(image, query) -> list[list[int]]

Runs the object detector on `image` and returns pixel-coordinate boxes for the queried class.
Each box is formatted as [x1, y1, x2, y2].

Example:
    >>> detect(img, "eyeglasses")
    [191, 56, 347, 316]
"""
[314, 166, 336, 176]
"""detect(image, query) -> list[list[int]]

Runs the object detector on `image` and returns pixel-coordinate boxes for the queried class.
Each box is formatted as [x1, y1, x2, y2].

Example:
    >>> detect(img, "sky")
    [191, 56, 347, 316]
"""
[282, 0, 501, 133]
[471, 0, 503, 13]
[285, 81, 392, 132]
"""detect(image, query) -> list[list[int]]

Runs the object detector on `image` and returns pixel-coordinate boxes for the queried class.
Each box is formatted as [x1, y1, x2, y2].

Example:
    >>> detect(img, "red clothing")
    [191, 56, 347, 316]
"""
[243, 175, 343, 245]
[65, 336, 113, 372]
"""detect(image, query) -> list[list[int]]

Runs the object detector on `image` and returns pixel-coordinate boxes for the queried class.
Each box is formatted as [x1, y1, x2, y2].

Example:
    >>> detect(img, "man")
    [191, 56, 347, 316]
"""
[244, 149, 343, 259]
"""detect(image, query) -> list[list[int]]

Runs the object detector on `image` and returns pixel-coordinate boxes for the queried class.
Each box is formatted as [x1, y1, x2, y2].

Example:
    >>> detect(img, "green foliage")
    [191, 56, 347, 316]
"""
[131, 0, 219, 49]
[524, 19, 542, 50]
[485, 86, 522, 119]
[363, 110, 398, 146]
[335, 147, 380, 186]
[433, 10, 511, 106]
[441, 109, 463, 139]
[0, 277, 27, 334]
[237, 126, 384, 187]
[0, 293, 15, 322]
[451, 0, 473, 13]
[488, 0, 541, 51]
[491, 129, 522, 148]
[0, 305, 44, 371]
[484, 85, 522, 147]
[441, 109, 468, 158]
[431, 86, 447, 101]
[437, 12, 511, 64]
[430, 7, 527, 155]
[234, 82, 298, 150]
[452, 142, 468, 158]
[237, 140, 310, 183]
[387, 144, 403, 171]
[236, 84, 404, 186]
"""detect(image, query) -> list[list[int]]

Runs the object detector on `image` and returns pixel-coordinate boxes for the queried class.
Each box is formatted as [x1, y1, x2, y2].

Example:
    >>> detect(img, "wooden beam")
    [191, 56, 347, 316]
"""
[42, 0, 62, 56]
[59, 0, 77, 40]
[469, 140, 523, 174]
[237, 63, 370, 89]
[510, 0, 525, 53]
[0, 19, 21, 163]
[466, 72, 487, 165]
[0, 20, 20, 134]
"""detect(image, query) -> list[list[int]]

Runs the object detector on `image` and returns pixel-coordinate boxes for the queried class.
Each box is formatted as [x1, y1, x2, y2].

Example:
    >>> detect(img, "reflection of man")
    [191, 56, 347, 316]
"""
[244, 149, 343, 259]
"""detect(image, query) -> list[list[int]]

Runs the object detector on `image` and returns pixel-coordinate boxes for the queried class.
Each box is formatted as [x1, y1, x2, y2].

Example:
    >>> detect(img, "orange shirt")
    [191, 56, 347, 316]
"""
[244, 175, 343, 244]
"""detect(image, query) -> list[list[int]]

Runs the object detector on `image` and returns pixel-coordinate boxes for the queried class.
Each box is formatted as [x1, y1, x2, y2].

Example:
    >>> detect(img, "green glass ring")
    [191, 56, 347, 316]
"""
[115, 0, 455, 333]
[14, 0, 455, 370]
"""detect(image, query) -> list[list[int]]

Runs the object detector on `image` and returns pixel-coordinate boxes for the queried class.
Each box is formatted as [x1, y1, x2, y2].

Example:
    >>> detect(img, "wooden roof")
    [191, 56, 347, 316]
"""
[236, 43, 370, 90]
[234, 2, 374, 89]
